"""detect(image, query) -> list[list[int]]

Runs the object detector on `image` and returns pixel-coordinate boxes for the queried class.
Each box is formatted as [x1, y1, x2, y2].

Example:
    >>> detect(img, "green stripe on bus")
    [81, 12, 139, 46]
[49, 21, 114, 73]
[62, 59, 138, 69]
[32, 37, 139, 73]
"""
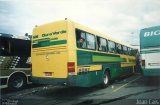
[92, 55, 126, 62]
[32, 40, 67, 48]
[77, 50, 120, 65]
[143, 68, 160, 76]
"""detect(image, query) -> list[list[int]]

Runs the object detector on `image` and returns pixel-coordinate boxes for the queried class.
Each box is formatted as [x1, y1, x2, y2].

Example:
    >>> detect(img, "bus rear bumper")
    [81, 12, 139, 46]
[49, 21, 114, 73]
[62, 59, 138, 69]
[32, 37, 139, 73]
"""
[31, 76, 68, 86]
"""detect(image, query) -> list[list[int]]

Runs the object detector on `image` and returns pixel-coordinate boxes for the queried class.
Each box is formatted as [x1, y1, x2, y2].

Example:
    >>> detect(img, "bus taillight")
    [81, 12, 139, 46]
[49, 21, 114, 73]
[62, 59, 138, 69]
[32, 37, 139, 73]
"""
[68, 62, 75, 75]
[142, 60, 145, 66]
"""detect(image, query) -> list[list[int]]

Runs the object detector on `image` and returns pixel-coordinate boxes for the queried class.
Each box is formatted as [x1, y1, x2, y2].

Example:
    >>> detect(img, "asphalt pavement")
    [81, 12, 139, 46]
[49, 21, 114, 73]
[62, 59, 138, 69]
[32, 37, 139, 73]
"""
[1, 74, 160, 105]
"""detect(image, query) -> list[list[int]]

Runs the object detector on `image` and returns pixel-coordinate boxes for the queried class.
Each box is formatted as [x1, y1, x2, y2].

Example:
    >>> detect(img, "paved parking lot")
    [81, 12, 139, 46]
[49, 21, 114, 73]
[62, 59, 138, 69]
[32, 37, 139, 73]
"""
[1, 74, 160, 105]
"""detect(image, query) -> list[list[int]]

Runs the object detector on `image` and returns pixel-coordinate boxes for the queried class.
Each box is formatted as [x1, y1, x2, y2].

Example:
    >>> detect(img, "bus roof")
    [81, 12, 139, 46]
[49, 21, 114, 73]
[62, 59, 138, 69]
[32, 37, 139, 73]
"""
[70, 20, 133, 48]
[0, 33, 30, 40]
[34, 19, 134, 49]
[141, 25, 160, 30]
[0, 33, 13, 38]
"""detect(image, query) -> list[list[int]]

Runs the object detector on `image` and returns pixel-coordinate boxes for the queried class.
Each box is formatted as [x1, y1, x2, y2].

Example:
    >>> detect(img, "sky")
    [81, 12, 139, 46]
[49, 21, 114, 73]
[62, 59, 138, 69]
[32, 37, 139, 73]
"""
[0, 0, 160, 46]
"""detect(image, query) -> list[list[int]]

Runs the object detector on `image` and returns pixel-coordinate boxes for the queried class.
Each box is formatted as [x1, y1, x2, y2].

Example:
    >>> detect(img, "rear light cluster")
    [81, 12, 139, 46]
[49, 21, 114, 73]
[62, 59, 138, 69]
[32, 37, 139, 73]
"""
[141, 60, 145, 66]
[68, 62, 75, 75]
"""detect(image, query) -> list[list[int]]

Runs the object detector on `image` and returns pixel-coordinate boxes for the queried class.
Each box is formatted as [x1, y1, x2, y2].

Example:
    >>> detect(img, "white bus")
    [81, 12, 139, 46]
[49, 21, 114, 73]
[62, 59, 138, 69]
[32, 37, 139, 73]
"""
[140, 26, 160, 76]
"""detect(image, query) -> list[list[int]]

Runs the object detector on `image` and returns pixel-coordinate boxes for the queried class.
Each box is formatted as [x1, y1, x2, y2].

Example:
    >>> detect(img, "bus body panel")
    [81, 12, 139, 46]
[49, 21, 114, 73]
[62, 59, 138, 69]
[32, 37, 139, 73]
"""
[140, 26, 160, 76]
[140, 26, 160, 49]
[32, 21, 69, 79]
[67, 50, 135, 87]
[143, 53, 160, 69]
[32, 49, 68, 78]
[141, 52, 160, 76]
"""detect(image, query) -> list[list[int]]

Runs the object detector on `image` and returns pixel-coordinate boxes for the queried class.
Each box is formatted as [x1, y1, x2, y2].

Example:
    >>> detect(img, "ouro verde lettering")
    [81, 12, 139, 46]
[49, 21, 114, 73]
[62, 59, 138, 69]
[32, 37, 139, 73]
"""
[42, 30, 66, 37]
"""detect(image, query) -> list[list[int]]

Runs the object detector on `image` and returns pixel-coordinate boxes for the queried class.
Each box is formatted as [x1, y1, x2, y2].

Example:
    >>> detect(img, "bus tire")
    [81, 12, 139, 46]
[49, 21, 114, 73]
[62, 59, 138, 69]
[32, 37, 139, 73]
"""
[8, 74, 27, 90]
[101, 71, 110, 88]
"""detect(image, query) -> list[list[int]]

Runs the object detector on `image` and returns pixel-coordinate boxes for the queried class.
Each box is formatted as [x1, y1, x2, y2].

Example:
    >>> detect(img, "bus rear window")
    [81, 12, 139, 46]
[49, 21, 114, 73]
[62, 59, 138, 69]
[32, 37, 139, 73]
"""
[0, 37, 30, 56]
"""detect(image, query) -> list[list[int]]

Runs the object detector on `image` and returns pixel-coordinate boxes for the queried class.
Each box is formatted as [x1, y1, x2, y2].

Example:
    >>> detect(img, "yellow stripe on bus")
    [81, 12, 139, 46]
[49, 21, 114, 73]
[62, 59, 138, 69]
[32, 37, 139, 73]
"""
[77, 65, 102, 72]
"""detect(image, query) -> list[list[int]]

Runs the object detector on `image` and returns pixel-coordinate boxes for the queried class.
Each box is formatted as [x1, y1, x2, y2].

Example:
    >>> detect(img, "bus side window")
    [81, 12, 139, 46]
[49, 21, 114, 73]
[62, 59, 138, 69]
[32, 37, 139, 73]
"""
[86, 33, 96, 50]
[76, 29, 87, 49]
[128, 47, 131, 55]
[100, 38, 107, 52]
[123, 46, 128, 55]
[97, 37, 107, 52]
[0, 37, 10, 56]
[116, 43, 122, 54]
[131, 49, 137, 56]
[127, 47, 129, 55]
[97, 36, 101, 50]
[108, 41, 116, 53]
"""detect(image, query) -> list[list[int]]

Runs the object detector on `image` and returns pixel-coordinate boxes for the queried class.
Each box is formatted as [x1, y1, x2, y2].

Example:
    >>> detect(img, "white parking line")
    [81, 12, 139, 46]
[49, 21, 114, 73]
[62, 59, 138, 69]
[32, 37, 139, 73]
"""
[113, 76, 141, 92]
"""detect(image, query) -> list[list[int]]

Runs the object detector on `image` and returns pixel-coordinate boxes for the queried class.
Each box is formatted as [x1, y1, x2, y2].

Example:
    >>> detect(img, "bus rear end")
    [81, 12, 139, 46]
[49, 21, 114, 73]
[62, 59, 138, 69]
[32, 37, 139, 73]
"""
[140, 26, 160, 76]
[31, 20, 69, 85]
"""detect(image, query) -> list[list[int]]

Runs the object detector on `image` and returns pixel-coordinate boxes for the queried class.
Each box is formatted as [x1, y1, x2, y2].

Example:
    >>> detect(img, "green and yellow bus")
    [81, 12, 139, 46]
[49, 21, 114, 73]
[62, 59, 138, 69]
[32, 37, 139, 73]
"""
[31, 19, 137, 87]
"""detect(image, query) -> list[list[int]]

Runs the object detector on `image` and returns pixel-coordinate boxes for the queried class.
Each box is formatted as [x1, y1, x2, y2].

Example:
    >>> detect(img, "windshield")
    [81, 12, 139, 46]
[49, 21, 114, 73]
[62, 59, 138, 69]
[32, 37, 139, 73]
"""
[0, 37, 31, 56]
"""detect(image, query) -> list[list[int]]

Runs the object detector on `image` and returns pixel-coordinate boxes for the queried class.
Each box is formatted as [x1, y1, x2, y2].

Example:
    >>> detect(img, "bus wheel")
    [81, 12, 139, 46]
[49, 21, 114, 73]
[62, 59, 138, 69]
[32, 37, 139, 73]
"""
[8, 75, 26, 90]
[101, 71, 110, 88]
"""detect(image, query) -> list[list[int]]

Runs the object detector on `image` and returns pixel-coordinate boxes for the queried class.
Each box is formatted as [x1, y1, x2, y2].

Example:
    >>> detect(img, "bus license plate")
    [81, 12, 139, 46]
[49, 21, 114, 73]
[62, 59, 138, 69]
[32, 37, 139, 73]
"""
[44, 72, 52, 76]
